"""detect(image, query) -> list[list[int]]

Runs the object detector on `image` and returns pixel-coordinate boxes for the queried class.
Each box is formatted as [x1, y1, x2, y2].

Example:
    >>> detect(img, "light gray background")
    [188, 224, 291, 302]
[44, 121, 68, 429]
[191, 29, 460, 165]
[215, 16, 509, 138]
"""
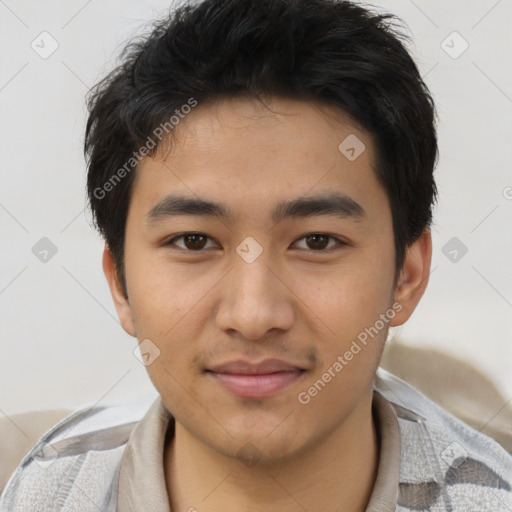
[1, 0, 511, 415]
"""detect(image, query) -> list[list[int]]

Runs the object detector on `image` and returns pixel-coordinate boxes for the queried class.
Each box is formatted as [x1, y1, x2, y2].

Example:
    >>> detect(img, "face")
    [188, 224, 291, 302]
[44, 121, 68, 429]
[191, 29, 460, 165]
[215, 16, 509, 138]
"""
[104, 96, 430, 465]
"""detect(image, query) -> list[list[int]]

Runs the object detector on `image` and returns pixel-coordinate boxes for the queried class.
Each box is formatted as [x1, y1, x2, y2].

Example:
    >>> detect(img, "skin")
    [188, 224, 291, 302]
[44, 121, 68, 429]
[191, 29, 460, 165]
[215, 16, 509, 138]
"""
[103, 96, 432, 511]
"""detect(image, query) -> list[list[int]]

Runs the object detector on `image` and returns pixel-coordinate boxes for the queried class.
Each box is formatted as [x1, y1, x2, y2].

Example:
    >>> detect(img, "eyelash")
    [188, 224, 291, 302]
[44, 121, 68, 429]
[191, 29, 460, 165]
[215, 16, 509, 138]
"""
[164, 232, 346, 253]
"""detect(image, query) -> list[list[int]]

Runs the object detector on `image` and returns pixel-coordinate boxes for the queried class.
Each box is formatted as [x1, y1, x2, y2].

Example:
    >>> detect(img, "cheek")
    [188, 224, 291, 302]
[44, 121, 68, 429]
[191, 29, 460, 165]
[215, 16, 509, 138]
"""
[288, 250, 396, 403]
[292, 264, 393, 415]
[123, 239, 211, 336]
[292, 255, 394, 338]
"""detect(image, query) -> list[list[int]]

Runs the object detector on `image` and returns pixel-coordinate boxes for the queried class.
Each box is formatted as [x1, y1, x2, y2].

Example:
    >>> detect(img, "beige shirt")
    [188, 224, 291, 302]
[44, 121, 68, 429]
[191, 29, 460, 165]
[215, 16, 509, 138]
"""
[117, 390, 400, 511]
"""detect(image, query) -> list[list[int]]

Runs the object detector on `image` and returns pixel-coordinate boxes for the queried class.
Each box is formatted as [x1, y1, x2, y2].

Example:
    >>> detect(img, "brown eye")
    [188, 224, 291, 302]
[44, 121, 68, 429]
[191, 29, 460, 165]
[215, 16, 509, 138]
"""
[293, 234, 344, 252]
[166, 233, 215, 251]
[183, 234, 208, 250]
[305, 234, 330, 250]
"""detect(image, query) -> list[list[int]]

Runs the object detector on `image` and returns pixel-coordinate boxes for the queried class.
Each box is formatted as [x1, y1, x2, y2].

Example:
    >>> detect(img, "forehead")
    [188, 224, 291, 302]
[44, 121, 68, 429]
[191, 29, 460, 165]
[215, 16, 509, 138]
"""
[158, 96, 372, 160]
[129, 96, 388, 223]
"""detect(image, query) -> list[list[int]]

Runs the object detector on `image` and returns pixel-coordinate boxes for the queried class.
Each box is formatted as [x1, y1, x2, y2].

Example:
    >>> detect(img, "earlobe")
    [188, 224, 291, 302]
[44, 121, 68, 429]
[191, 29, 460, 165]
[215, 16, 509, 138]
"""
[389, 228, 432, 327]
[102, 245, 137, 337]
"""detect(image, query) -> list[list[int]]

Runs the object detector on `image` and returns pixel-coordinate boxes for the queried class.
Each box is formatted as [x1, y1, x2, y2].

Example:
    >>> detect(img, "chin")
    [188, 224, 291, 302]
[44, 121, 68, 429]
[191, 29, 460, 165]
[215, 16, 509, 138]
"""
[216, 423, 305, 467]
[223, 438, 301, 469]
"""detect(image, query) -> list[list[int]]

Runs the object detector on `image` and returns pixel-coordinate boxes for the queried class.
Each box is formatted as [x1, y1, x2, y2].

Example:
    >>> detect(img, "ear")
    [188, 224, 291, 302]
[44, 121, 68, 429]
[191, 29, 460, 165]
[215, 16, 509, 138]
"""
[389, 228, 432, 327]
[102, 244, 137, 337]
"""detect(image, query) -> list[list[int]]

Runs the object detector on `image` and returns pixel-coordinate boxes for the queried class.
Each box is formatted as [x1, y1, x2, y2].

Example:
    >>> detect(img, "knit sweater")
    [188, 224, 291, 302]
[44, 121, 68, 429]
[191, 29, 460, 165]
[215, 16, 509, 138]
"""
[1, 368, 511, 511]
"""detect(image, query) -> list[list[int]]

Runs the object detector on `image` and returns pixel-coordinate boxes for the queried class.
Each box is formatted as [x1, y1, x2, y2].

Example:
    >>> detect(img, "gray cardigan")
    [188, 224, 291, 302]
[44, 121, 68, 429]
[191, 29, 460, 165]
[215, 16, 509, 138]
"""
[1, 368, 511, 511]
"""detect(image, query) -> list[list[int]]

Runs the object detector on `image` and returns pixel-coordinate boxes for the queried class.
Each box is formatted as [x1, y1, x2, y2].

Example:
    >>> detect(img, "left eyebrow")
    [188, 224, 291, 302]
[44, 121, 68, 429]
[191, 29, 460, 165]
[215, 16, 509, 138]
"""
[271, 193, 366, 223]
[145, 192, 366, 224]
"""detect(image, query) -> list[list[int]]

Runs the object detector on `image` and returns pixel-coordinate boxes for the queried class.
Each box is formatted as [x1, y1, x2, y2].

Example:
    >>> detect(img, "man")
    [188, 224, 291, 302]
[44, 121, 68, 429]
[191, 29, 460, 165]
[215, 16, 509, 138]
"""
[1, 0, 511, 510]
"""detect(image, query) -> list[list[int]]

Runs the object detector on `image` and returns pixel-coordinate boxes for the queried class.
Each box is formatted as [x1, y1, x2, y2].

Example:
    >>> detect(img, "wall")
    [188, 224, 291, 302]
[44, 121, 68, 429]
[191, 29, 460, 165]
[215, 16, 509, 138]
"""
[0, 0, 510, 415]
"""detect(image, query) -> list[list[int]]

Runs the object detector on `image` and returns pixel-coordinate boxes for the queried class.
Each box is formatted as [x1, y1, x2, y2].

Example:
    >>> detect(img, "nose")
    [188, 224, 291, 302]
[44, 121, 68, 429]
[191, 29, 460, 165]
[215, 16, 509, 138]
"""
[215, 251, 295, 341]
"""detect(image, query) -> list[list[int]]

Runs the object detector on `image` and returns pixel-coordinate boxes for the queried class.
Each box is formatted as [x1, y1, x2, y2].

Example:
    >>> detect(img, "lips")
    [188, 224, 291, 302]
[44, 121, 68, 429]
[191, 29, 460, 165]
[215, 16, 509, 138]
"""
[207, 358, 305, 375]
[206, 359, 306, 398]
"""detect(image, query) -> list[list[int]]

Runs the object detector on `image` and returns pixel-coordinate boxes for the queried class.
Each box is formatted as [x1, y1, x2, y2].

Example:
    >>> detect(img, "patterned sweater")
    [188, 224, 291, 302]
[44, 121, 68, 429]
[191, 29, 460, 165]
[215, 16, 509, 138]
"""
[1, 368, 511, 511]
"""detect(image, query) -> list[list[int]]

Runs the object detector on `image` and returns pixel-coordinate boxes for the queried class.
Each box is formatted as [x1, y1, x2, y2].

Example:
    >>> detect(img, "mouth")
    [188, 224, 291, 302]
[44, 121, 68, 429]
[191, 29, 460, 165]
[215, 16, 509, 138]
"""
[205, 359, 307, 399]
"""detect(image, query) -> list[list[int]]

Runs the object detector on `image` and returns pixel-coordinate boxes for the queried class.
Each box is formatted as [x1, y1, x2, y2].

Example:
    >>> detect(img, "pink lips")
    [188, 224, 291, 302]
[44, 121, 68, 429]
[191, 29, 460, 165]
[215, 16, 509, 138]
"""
[206, 359, 305, 398]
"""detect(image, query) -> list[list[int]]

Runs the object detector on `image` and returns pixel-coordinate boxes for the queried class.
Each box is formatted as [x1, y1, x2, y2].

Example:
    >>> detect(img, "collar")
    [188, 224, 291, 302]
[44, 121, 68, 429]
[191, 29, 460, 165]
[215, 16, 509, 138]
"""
[116, 390, 400, 512]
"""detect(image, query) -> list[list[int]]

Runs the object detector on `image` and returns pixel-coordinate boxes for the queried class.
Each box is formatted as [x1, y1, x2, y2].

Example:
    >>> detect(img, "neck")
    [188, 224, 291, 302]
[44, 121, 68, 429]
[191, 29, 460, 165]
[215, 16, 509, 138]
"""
[164, 390, 378, 512]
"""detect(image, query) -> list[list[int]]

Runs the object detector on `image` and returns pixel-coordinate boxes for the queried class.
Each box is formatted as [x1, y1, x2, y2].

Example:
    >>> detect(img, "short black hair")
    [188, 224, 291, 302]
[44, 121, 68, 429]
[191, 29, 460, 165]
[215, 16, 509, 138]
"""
[85, 0, 438, 296]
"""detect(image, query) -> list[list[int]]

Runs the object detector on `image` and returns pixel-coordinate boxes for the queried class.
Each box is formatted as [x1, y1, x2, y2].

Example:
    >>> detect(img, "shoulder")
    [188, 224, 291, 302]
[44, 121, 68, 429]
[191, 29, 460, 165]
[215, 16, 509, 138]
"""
[380, 341, 512, 453]
[0, 409, 74, 494]
[0, 397, 156, 511]
[375, 368, 512, 511]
